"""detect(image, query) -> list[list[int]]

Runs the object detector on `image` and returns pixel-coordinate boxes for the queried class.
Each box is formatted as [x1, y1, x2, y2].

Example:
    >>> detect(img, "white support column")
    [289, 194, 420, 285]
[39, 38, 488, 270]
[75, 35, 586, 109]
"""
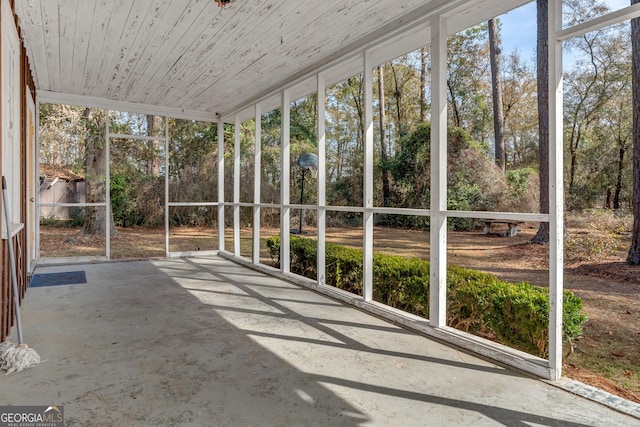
[363, 51, 374, 301]
[281, 89, 291, 274]
[105, 111, 111, 259]
[429, 15, 448, 327]
[317, 73, 327, 286]
[217, 118, 225, 252]
[35, 101, 41, 260]
[234, 115, 241, 257]
[164, 117, 169, 256]
[548, 0, 565, 381]
[253, 104, 262, 264]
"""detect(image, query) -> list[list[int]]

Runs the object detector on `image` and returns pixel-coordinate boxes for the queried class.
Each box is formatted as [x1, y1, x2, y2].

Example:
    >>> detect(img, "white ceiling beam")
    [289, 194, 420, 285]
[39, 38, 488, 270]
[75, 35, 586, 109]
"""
[557, 3, 640, 41]
[37, 90, 216, 122]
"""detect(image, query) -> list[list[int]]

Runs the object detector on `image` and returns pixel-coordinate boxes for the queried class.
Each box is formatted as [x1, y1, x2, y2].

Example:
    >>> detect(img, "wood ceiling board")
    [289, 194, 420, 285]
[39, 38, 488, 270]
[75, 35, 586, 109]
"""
[124, 0, 236, 105]
[87, 1, 136, 95]
[131, 1, 223, 103]
[57, 0, 78, 92]
[103, 1, 158, 98]
[77, 0, 114, 95]
[40, 0, 62, 91]
[18, 0, 529, 116]
[174, 6, 315, 106]
[79, 0, 124, 93]
[173, 0, 354, 109]
[16, 0, 49, 89]
[184, 0, 425, 114]
[121, 0, 212, 101]
[109, 0, 183, 101]
[150, 0, 293, 108]
[74, 0, 108, 95]
[139, 2, 246, 106]
[212, 0, 448, 115]
[216, 0, 459, 117]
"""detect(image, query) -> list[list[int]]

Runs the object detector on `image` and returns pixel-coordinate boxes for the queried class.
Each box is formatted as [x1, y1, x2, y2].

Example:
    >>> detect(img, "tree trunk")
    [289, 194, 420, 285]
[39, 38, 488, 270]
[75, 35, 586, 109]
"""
[390, 63, 404, 138]
[348, 77, 365, 150]
[378, 66, 391, 207]
[532, 0, 550, 244]
[447, 80, 462, 128]
[488, 18, 505, 172]
[82, 108, 118, 236]
[627, 2, 640, 264]
[614, 147, 624, 210]
[568, 128, 581, 193]
[146, 115, 160, 176]
[420, 47, 428, 123]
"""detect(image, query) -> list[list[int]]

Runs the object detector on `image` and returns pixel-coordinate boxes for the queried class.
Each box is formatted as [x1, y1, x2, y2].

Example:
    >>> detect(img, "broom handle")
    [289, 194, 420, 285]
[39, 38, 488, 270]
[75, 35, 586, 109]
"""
[2, 176, 23, 344]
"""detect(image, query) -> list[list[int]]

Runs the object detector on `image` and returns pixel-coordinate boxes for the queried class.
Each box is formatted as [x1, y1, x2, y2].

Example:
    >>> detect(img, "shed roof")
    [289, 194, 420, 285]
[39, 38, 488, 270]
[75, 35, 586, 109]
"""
[39, 164, 84, 181]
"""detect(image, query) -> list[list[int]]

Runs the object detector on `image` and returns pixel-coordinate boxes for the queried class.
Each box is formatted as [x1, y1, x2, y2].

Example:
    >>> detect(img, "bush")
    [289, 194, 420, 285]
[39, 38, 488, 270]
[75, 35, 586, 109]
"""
[565, 209, 630, 263]
[110, 174, 135, 227]
[501, 168, 539, 213]
[389, 123, 540, 231]
[266, 235, 587, 358]
[110, 174, 165, 228]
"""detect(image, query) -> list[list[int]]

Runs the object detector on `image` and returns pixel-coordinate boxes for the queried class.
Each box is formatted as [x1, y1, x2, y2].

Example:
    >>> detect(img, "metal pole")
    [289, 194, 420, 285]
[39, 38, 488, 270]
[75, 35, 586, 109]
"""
[299, 168, 306, 234]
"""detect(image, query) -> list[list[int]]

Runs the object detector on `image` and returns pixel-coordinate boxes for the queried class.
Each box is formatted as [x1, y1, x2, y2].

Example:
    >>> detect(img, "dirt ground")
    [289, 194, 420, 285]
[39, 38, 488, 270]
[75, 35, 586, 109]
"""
[39, 222, 640, 403]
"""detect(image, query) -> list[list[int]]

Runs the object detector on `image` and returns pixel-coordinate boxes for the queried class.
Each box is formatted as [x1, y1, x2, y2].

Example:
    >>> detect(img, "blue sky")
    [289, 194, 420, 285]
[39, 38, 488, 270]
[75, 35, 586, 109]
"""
[500, 3, 538, 62]
[500, 0, 631, 63]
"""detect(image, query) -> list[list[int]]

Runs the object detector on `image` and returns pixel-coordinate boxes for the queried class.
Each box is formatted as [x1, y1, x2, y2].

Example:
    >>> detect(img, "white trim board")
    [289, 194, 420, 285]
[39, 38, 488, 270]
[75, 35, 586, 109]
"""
[37, 91, 216, 123]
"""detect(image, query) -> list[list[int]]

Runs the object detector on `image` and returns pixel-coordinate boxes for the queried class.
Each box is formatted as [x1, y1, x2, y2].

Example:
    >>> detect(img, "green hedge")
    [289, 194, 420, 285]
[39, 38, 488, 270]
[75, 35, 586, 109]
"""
[266, 235, 587, 358]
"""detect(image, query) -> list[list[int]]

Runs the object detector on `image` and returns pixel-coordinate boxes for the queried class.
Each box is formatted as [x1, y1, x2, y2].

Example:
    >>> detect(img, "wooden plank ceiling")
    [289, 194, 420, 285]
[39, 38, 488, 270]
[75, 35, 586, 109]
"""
[16, 0, 525, 119]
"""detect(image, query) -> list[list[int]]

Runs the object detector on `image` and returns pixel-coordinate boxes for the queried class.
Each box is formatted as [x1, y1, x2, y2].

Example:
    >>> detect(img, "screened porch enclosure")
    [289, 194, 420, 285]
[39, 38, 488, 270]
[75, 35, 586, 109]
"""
[16, 0, 640, 383]
[38, 109, 220, 260]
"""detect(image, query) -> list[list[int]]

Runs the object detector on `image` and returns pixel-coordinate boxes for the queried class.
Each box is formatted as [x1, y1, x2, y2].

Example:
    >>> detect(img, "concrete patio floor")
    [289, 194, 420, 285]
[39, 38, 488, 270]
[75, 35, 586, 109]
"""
[0, 257, 638, 426]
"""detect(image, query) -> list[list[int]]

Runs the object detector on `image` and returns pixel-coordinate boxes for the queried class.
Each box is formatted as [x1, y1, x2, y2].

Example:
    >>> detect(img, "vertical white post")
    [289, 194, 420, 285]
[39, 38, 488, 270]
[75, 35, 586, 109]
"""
[25, 92, 36, 272]
[35, 100, 41, 260]
[164, 117, 169, 256]
[429, 15, 448, 327]
[253, 104, 262, 264]
[281, 89, 291, 274]
[234, 115, 241, 257]
[218, 118, 225, 252]
[363, 51, 374, 301]
[548, 0, 564, 381]
[105, 111, 111, 259]
[317, 73, 327, 286]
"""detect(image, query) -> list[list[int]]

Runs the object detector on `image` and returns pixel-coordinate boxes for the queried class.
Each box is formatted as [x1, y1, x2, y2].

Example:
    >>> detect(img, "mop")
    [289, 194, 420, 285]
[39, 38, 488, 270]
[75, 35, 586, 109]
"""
[0, 176, 40, 373]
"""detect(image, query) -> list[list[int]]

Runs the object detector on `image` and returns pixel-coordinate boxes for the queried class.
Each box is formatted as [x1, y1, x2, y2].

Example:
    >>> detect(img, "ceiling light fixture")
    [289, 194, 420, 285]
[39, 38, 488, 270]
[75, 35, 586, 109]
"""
[215, 0, 234, 7]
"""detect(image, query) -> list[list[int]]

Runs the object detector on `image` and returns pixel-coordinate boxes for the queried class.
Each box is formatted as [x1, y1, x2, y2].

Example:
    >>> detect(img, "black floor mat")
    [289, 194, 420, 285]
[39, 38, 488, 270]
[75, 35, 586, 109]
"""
[30, 271, 87, 287]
